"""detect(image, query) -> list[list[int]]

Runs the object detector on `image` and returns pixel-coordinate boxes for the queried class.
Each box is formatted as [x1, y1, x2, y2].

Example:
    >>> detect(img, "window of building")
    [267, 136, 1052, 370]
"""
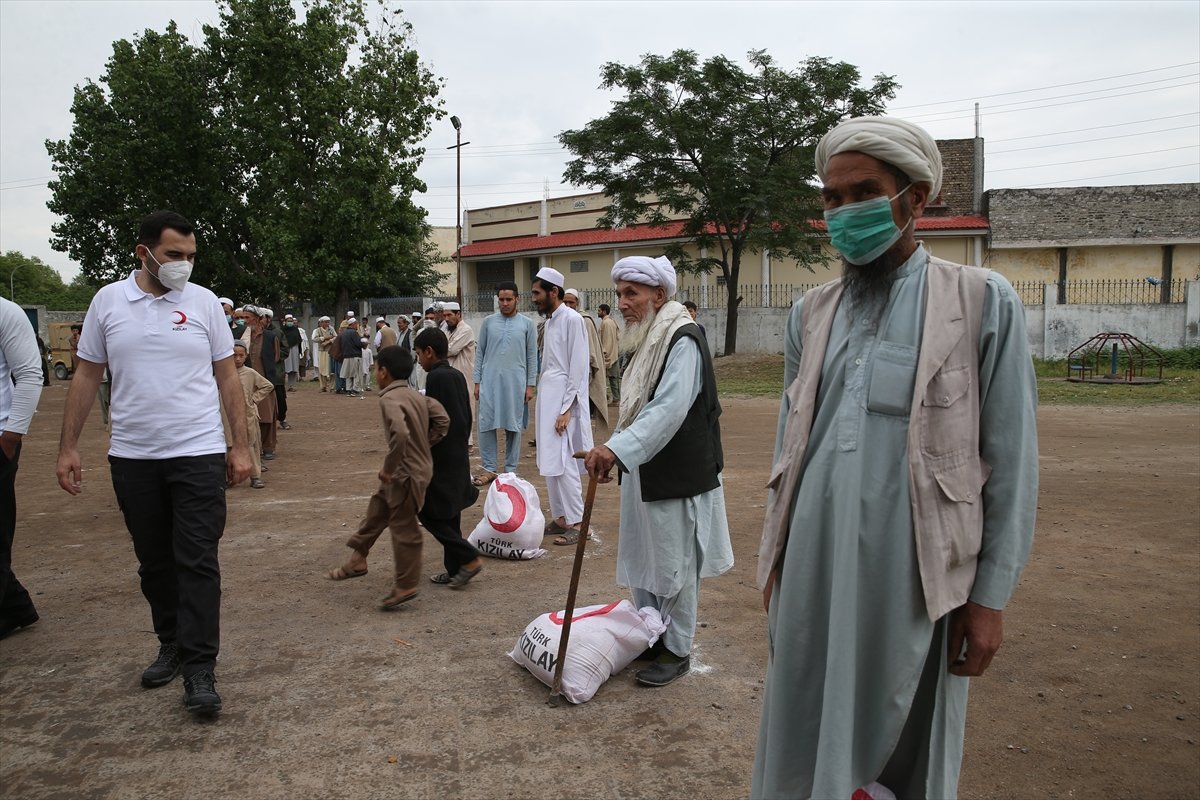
[569, 259, 589, 273]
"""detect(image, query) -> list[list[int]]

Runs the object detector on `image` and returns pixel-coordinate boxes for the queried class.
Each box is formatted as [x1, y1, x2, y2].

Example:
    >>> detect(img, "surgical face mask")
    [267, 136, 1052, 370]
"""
[144, 249, 193, 291]
[823, 186, 912, 266]
[234, 319, 246, 328]
[225, 314, 233, 322]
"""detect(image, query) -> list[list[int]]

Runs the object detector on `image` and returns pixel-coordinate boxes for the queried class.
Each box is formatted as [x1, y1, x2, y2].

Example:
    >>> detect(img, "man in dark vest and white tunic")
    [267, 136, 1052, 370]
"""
[584, 255, 732, 687]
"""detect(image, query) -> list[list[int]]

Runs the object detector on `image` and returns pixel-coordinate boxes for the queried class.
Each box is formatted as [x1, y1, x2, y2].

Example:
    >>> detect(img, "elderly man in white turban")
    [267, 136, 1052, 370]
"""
[311, 316, 337, 392]
[530, 267, 592, 544]
[751, 116, 1038, 798]
[584, 255, 732, 687]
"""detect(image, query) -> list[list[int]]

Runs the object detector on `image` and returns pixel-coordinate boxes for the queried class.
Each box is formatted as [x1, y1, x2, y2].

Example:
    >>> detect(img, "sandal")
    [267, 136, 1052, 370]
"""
[328, 564, 368, 580]
[553, 530, 591, 546]
[429, 572, 453, 585]
[544, 519, 569, 537]
[379, 590, 419, 610]
[449, 563, 483, 589]
[472, 471, 497, 487]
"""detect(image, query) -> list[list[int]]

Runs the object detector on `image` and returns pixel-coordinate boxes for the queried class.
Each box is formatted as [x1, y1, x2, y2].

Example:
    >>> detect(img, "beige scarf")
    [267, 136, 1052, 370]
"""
[616, 300, 694, 432]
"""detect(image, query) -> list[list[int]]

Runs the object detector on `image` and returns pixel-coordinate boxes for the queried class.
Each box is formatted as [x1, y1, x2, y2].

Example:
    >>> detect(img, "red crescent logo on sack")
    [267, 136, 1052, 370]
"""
[172, 311, 187, 325]
[488, 478, 526, 533]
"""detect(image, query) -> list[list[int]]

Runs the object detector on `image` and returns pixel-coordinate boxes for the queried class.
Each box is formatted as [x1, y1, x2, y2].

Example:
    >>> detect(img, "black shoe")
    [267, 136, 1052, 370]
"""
[635, 654, 690, 687]
[141, 642, 180, 688]
[634, 638, 667, 661]
[0, 609, 39, 640]
[279, 420, 292, 430]
[183, 670, 222, 715]
[262, 451, 276, 461]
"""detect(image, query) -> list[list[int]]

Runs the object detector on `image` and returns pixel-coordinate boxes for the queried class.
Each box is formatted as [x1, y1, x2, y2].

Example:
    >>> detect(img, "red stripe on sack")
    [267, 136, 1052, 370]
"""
[549, 601, 621, 625]
[489, 479, 527, 533]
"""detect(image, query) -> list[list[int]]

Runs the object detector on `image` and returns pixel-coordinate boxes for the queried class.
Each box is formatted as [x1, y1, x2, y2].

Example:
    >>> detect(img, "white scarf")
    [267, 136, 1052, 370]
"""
[617, 300, 694, 432]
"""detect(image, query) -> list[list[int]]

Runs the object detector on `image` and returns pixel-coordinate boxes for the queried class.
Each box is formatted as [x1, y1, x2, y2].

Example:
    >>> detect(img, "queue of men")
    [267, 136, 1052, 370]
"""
[4, 115, 1038, 800]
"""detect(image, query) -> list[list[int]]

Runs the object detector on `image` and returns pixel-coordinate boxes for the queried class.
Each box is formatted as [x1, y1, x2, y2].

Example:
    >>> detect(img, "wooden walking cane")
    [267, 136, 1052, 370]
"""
[548, 451, 599, 707]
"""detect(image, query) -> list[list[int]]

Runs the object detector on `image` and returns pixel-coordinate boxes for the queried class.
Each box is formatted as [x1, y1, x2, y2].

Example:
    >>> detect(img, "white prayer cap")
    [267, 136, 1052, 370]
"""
[814, 116, 943, 200]
[318, 315, 331, 322]
[217, 297, 233, 308]
[284, 313, 295, 320]
[234, 306, 243, 313]
[442, 301, 461, 311]
[346, 310, 355, 317]
[611, 256, 677, 298]
[411, 311, 422, 319]
[564, 288, 580, 299]
[535, 266, 565, 288]
[376, 316, 386, 322]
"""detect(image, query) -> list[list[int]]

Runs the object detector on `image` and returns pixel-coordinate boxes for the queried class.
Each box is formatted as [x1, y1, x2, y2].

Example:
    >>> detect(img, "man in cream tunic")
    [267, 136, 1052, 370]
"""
[751, 117, 1038, 799]
[531, 267, 592, 541]
[584, 256, 732, 687]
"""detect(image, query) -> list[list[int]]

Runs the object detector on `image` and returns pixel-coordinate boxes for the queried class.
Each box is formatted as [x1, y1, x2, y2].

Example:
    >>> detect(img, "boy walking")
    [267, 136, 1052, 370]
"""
[413, 328, 483, 588]
[327, 346, 449, 609]
[232, 341, 273, 489]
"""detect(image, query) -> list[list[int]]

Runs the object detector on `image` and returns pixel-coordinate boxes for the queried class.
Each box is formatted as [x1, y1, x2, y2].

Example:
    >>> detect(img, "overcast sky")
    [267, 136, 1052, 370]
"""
[1, 0, 1198, 281]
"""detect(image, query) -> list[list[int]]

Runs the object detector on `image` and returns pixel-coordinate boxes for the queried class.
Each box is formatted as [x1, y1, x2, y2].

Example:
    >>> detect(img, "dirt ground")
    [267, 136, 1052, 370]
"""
[1, 379, 1197, 799]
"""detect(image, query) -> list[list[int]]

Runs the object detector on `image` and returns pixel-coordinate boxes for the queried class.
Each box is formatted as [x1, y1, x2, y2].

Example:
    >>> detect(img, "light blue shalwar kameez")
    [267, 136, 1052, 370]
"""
[751, 249, 1038, 799]
[606, 335, 734, 656]
[473, 312, 538, 474]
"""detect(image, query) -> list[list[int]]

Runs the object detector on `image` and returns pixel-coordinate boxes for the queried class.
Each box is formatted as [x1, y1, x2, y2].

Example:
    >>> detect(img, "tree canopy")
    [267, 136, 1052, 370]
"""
[46, 0, 444, 314]
[560, 49, 897, 354]
[1, 251, 95, 311]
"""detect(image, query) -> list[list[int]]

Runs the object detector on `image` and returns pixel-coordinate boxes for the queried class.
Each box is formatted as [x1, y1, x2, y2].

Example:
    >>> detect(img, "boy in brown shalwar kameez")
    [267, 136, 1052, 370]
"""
[325, 346, 450, 610]
[231, 341, 274, 488]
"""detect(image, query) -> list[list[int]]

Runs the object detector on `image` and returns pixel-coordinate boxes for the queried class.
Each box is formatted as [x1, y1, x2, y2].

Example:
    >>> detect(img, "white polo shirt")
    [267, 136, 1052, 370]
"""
[77, 271, 234, 459]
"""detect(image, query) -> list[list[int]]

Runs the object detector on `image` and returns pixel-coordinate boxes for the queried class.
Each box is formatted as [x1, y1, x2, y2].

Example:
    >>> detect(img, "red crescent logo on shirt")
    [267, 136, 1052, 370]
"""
[488, 478, 527, 533]
[172, 311, 188, 325]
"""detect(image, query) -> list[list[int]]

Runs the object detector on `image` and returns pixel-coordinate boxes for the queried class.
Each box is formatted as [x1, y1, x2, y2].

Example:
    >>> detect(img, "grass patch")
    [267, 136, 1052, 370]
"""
[714, 351, 1200, 406]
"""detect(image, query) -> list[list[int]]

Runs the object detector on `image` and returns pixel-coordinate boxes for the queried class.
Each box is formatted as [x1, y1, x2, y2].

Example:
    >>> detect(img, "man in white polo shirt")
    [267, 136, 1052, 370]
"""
[55, 210, 252, 717]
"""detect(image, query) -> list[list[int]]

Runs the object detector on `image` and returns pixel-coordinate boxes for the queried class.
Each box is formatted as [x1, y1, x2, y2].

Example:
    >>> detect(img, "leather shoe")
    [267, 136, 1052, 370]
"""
[183, 670, 221, 715]
[635, 654, 690, 687]
[141, 642, 180, 688]
[0, 609, 39, 640]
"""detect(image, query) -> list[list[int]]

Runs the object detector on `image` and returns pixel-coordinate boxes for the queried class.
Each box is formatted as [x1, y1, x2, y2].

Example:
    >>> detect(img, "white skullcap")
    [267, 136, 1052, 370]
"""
[376, 316, 386, 322]
[442, 301, 461, 311]
[815, 116, 942, 200]
[411, 311, 422, 318]
[611, 256, 677, 298]
[346, 310, 355, 317]
[318, 315, 331, 322]
[284, 313, 295, 320]
[217, 297, 233, 307]
[564, 288, 580, 299]
[535, 266, 565, 287]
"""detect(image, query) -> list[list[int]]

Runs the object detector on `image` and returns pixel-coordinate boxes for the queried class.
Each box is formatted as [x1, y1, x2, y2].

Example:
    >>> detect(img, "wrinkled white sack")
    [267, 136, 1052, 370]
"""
[852, 782, 897, 800]
[508, 600, 667, 704]
[468, 473, 546, 560]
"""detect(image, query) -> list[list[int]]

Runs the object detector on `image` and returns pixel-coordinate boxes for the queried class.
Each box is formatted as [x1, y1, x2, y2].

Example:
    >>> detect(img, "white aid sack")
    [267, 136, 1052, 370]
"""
[508, 600, 667, 704]
[468, 473, 546, 560]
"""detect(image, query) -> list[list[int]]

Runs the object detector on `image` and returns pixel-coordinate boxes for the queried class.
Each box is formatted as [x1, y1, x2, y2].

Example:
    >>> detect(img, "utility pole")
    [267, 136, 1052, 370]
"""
[447, 116, 470, 307]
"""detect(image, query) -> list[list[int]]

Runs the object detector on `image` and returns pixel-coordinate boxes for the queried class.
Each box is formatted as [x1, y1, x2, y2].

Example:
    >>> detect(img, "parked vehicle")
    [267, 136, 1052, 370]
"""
[48, 321, 82, 380]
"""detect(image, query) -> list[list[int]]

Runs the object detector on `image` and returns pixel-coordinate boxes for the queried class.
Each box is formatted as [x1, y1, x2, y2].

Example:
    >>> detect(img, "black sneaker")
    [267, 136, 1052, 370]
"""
[141, 642, 180, 688]
[183, 670, 222, 715]
[635, 654, 691, 687]
[0, 609, 39, 640]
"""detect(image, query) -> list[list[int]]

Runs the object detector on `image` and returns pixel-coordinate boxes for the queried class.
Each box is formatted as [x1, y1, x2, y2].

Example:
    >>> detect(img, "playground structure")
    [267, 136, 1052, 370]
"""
[1066, 332, 1164, 384]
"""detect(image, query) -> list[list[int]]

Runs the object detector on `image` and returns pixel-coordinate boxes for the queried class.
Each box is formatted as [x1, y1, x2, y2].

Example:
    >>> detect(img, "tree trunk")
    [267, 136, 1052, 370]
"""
[722, 255, 741, 355]
[336, 286, 350, 323]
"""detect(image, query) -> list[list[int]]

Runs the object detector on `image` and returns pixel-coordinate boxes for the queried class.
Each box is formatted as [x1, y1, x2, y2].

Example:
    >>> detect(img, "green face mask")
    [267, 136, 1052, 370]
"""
[823, 186, 911, 265]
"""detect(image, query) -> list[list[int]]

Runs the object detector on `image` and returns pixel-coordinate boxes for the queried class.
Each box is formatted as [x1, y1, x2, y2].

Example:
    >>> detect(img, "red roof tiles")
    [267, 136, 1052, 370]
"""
[457, 216, 989, 259]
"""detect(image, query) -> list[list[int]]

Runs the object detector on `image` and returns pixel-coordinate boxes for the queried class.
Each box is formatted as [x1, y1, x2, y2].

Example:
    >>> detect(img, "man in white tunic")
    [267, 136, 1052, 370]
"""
[531, 267, 592, 544]
[563, 288, 609, 433]
[443, 301, 476, 444]
[584, 256, 732, 686]
[752, 117, 1039, 798]
[473, 281, 537, 482]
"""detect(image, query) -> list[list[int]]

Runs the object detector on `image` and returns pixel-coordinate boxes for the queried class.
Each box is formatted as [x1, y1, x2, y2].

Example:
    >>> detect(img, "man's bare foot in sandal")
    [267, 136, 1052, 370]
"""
[553, 527, 587, 546]
[472, 470, 497, 487]
[327, 551, 368, 580]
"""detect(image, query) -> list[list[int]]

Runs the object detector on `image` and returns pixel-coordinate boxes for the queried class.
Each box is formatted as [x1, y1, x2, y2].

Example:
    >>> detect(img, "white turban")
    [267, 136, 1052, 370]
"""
[217, 297, 233, 308]
[815, 116, 943, 200]
[535, 266, 565, 288]
[318, 315, 331, 322]
[611, 255, 677, 299]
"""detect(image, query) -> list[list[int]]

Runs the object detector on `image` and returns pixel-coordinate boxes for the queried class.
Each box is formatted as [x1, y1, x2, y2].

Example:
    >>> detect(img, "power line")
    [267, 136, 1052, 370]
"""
[0, 174, 55, 187]
[990, 113, 1200, 142]
[989, 145, 1198, 173]
[892, 61, 1199, 110]
[0, 182, 51, 192]
[914, 80, 1200, 125]
[906, 78, 1199, 123]
[1001, 162, 1200, 187]
[989, 124, 1200, 155]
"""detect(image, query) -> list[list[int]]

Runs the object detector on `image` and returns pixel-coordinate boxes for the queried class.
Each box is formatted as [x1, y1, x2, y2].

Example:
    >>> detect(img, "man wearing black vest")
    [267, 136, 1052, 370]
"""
[583, 256, 733, 687]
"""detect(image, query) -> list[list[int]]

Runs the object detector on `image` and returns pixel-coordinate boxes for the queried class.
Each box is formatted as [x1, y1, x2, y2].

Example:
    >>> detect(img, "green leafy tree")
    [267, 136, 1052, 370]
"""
[1, 251, 95, 311]
[560, 49, 897, 354]
[47, 0, 443, 316]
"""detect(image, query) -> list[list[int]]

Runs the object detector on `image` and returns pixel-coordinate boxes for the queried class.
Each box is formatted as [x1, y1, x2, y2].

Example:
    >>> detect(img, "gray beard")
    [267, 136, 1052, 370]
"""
[619, 304, 658, 358]
[841, 250, 907, 326]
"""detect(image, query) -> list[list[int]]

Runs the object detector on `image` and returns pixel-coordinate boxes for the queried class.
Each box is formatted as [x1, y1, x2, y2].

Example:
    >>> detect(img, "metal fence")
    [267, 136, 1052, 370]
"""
[1010, 278, 1188, 306]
